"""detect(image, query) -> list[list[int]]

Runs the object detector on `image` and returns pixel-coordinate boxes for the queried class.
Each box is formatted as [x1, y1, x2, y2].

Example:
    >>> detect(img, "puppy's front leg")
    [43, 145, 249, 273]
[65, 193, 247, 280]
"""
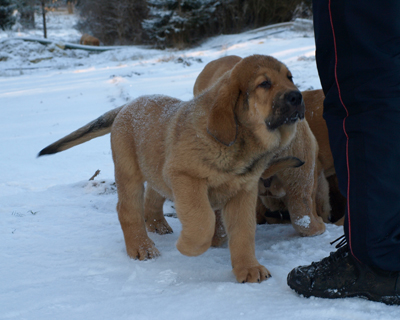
[171, 176, 215, 256]
[223, 185, 271, 283]
[283, 167, 326, 236]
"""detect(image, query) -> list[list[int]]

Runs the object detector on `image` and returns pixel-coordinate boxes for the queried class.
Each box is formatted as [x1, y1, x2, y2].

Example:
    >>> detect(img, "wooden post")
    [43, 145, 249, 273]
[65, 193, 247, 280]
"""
[41, 0, 47, 39]
[67, 2, 74, 14]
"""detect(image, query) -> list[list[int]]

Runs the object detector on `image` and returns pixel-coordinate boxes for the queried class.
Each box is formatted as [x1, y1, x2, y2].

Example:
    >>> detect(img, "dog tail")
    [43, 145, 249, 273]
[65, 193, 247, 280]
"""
[262, 156, 304, 179]
[38, 105, 124, 157]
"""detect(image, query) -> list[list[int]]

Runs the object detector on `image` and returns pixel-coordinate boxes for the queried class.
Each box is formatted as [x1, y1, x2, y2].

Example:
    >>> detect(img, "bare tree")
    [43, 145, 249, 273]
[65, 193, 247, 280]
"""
[14, 0, 36, 28]
[13, 0, 63, 38]
[76, 0, 148, 45]
[39, 0, 46, 37]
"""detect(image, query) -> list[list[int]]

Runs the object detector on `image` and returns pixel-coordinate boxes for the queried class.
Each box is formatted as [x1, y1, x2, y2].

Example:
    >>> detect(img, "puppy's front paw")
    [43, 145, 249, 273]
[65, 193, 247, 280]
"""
[176, 233, 211, 257]
[125, 237, 160, 260]
[234, 264, 271, 283]
[294, 215, 325, 237]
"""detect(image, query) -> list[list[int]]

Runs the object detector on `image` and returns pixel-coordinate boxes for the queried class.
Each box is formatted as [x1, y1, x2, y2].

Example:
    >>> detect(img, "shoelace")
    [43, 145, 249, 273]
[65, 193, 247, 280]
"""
[330, 234, 347, 249]
[308, 235, 349, 268]
[314, 243, 349, 267]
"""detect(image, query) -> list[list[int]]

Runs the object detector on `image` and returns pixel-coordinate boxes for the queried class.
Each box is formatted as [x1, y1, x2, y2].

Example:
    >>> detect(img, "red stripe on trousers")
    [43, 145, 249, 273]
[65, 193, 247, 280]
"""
[328, 0, 360, 262]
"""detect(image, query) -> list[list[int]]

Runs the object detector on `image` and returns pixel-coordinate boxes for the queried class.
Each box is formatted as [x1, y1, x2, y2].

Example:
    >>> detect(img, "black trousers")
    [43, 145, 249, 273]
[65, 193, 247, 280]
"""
[312, 0, 400, 271]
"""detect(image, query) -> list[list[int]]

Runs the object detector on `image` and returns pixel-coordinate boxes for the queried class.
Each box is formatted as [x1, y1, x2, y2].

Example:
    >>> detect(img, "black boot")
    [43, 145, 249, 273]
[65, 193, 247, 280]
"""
[287, 243, 400, 305]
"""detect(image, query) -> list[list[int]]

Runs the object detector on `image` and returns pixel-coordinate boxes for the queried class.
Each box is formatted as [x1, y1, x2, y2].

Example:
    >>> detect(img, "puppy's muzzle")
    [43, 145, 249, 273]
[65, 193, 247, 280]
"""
[285, 90, 305, 123]
[266, 90, 305, 130]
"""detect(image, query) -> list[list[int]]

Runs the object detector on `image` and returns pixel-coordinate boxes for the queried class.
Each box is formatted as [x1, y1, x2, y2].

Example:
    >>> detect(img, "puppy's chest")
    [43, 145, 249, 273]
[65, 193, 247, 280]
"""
[210, 146, 271, 178]
[207, 181, 252, 210]
[235, 151, 271, 176]
[206, 156, 268, 209]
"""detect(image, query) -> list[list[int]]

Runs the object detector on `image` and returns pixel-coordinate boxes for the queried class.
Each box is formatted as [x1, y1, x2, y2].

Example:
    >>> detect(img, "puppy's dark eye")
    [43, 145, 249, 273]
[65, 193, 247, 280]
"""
[258, 80, 271, 89]
[288, 75, 293, 82]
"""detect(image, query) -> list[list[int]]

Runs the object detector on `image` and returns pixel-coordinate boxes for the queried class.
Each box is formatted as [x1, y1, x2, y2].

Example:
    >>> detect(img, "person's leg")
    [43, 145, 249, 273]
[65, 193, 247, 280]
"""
[316, 0, 400, 270]
[287, 0, 400, 304]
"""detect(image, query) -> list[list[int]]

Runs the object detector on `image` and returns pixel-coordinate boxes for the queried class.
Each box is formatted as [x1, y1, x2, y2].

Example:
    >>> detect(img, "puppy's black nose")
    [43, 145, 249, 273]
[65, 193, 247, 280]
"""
[260, 177, 273, 188]
[286, 91, 303, 107]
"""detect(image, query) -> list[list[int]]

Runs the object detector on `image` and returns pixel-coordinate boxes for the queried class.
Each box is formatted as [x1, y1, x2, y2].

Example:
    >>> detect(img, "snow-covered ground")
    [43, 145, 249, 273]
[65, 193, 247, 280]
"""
[1, 11, 399, 320]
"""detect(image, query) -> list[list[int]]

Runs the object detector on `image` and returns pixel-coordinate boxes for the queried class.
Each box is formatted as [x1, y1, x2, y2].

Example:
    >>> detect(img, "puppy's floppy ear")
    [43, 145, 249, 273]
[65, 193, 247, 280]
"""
[207, 80, 239, 147]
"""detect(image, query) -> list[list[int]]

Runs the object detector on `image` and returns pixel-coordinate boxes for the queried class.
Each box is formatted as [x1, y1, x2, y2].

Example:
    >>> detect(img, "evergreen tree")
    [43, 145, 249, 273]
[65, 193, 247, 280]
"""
[0, 0, 16, 30]
[143, 0, 221, 49]
[75, 0, 312, 48]
[142, 0, 313, 49]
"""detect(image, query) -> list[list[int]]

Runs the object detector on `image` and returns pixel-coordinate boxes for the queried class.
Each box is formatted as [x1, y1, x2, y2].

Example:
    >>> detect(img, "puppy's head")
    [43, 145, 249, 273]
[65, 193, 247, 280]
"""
[207, 55, 304, 147]
[236, 55, 305, 130]
[258, 156, 305, 198]
[258, 175, 286, 198]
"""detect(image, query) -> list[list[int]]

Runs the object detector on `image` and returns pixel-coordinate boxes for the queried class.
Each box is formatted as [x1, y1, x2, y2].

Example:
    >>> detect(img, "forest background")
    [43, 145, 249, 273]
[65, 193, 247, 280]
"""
[0, 0, 312, 48]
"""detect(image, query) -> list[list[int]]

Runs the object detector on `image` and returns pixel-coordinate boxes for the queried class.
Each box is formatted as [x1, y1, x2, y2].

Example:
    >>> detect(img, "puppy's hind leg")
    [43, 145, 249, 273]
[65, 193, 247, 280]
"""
[112, 137, 160, 260]
[144, 186, 173, 234]
[211, 210, 228, 247]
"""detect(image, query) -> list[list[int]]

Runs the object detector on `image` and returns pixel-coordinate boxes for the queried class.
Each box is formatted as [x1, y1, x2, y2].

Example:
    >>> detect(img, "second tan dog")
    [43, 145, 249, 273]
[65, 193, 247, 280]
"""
[194, 55, 328, 237]
[257, 90, 346, 226]
[39, 55, 305, 283]
[79, 34, 100, 46]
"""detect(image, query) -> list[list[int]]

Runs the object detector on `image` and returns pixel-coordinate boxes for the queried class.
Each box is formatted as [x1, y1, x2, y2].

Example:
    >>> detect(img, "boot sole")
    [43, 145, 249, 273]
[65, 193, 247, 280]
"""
[288, 281, 400, 305]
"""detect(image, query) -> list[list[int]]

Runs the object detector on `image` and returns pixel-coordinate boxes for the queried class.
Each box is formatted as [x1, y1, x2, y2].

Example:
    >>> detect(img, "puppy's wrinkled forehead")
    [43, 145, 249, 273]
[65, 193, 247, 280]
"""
[245, 55, 285, 72]
[236, 55, 290, 90]
[258, 56, 284, 72]
[258, 59, 289, 76]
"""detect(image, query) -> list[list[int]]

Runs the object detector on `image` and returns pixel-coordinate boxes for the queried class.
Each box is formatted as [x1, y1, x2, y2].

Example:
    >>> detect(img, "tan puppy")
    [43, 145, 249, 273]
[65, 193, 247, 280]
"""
[194, 55, 328, 236]
[79, 34, 100, 46]
[39, 55, 305, 283]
